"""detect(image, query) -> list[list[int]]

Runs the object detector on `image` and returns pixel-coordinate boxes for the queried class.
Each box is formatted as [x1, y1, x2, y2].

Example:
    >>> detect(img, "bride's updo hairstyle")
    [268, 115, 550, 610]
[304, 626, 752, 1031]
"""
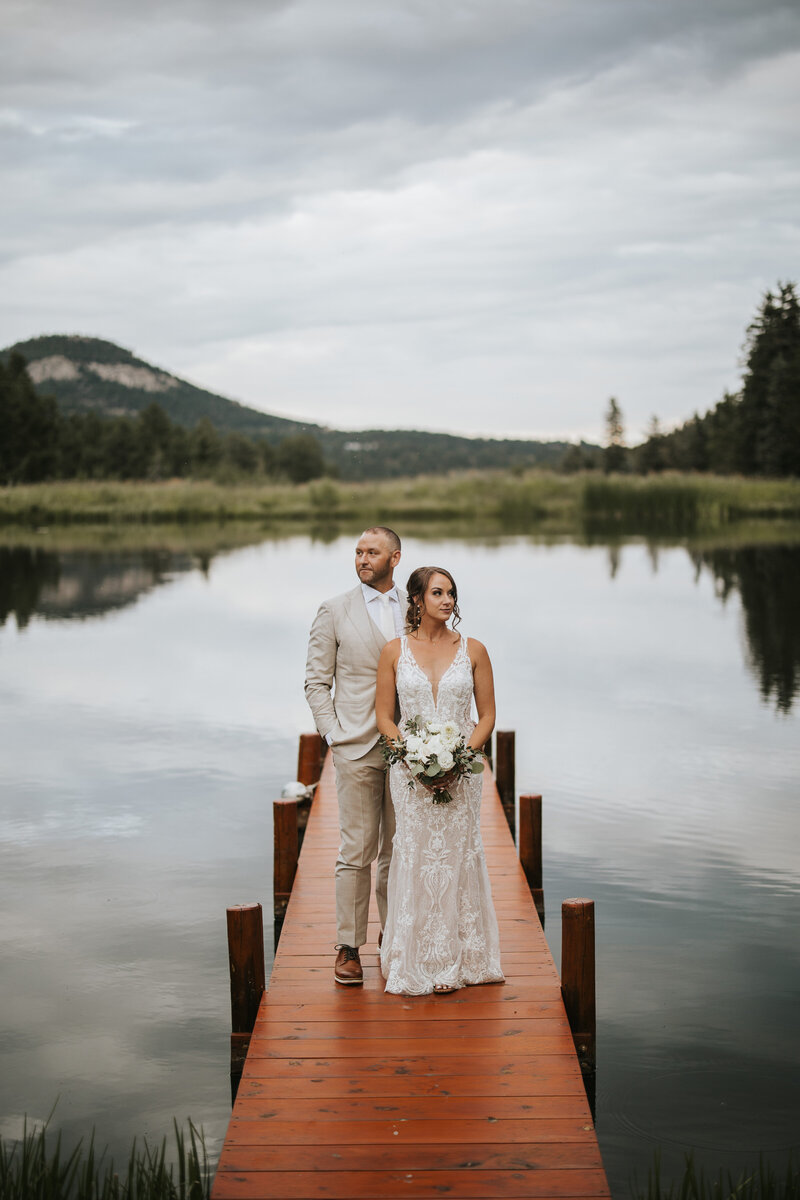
[405, 566, 461, 631]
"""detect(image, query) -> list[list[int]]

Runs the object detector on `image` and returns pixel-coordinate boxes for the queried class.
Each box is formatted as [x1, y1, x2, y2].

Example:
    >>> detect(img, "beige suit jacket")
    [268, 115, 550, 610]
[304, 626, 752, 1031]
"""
[304, 584, 405, 762]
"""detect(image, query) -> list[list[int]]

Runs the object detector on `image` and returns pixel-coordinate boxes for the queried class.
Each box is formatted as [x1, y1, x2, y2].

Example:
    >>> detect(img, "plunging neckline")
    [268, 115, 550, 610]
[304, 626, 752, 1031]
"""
[404, 634, 464, 707]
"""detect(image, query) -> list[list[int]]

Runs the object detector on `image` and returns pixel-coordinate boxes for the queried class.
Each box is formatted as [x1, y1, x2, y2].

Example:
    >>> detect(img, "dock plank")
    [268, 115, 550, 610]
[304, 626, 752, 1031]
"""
[211, 753, 609, 1199]
[217, 1142, 605, 1172]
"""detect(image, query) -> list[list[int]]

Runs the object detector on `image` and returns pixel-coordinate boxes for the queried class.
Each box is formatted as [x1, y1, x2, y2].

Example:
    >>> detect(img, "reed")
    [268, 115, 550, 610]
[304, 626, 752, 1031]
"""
[639, 1153, 799, 1200]
[0, 475, 577, 528]
[1, 472, 799, 533]
[0, 479, 311, 524]
[582, 474, 800, 533]
[0, 1118, 210, 1200]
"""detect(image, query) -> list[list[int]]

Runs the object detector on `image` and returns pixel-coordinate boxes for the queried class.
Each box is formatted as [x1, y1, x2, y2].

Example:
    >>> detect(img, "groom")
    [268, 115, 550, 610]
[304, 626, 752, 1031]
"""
[304, 526, 405, 984]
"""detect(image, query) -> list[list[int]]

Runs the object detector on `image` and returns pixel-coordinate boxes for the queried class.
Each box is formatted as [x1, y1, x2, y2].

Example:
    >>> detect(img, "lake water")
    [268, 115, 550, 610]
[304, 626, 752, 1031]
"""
[1, 528, 799, 1196]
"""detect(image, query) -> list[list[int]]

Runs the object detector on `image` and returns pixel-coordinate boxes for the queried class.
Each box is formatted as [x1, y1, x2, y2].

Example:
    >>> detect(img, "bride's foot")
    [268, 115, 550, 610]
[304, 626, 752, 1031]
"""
[433, 983, 458, 994]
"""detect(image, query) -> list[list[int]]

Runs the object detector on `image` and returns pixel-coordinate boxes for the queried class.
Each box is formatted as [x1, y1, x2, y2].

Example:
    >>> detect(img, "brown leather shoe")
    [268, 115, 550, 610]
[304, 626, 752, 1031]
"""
[334, 945, 363, 985]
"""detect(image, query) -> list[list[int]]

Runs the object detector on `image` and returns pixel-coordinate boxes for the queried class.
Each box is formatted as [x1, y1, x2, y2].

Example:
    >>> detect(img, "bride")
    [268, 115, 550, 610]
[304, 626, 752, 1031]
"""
[375, 566, 504, 996]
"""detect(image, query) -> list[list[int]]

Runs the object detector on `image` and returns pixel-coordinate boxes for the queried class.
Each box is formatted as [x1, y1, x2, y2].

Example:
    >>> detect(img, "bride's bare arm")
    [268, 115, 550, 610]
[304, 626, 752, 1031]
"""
[468, 638, 496, 752]
[375, 641, 402, 742]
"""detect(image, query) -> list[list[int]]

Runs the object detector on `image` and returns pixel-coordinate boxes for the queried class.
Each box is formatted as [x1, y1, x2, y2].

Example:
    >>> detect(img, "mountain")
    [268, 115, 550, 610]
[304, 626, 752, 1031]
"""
[4, 334, 312, 439]
[3, 334, 588, 479]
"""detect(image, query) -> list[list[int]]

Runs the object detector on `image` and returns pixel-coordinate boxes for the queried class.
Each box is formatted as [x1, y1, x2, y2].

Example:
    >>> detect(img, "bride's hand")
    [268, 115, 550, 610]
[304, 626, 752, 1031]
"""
[419, 769, 457, 792]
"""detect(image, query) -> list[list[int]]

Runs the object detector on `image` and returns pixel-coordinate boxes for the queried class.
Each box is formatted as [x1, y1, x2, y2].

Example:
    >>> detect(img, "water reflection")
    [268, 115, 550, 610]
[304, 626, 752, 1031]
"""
[4, 531, 799, 711]
[693, 544, 800, 713]
[543, 834, 800, 1186]
[596, 537, 800, 712]
[0, 546, 208, 626]
[0, 547, 62, 629]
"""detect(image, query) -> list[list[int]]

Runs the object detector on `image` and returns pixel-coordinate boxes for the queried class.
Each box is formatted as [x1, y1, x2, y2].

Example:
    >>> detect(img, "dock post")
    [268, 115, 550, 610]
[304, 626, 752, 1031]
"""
[295, 732, 323, 849]
[274, 797, 299, 946]
[518, 793, 544, 925]
[561, 898, 596, 1076]
[226, 902, 265, 1098]
[495, 730, 515, 837]
[297, 731, 324, 785]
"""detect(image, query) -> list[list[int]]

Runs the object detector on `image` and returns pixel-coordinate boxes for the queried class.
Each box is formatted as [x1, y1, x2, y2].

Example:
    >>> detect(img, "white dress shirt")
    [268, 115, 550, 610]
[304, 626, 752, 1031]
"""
[361, 582, 404, 637]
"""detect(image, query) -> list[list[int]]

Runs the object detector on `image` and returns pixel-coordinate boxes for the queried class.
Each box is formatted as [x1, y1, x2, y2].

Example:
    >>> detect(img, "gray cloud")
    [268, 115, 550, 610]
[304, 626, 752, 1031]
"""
[2, 0, 799, 439]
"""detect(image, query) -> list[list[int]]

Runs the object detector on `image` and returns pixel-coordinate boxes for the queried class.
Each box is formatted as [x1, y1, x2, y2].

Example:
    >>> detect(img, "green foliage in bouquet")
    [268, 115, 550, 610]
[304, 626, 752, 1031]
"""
[380, 714, 484, 804]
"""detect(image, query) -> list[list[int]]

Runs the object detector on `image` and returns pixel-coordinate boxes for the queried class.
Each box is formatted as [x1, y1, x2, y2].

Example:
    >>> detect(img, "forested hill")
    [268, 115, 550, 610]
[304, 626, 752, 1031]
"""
[318, 428, 575, 478]
[4, 334, 311, 439]
[2, 334, 579, 480]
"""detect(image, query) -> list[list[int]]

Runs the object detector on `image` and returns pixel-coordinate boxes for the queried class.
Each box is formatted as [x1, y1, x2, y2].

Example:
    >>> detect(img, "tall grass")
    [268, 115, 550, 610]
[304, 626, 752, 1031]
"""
[583, 475, 800, 533]
[1, 472, 799, 534]
[0, 475, 577, 529]
[639, 1153, 800, 1200]
[0, 1119, 210, 1200]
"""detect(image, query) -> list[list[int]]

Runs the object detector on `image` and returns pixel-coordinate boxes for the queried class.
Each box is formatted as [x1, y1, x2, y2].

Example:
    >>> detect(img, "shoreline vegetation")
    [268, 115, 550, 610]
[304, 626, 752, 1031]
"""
[0, 1119, 210, 1200]
[1, 472, 800, 537]
[0, 1119, 796, 1200]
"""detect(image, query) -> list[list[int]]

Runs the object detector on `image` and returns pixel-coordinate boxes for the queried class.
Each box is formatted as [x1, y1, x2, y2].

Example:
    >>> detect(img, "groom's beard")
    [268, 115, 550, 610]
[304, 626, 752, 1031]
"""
[358, 563, 393, 587]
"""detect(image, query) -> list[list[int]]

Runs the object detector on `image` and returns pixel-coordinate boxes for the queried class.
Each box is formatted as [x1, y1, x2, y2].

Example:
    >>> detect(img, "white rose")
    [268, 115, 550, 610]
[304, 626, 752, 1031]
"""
[423, 735, 443, 761]
[440, 722, 459, 749]
[437, 749, 454, 771]
[426, 721, 442, 734]
[405, 735, 424, 758]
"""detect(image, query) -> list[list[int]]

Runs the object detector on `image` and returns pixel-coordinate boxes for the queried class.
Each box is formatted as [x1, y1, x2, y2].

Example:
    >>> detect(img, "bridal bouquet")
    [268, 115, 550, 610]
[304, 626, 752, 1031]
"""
[380, 715, 484, 805]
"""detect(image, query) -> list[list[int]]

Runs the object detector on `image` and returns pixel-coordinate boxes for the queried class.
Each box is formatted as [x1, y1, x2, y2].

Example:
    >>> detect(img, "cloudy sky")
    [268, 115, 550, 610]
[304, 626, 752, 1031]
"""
[2, 0, 798, 443]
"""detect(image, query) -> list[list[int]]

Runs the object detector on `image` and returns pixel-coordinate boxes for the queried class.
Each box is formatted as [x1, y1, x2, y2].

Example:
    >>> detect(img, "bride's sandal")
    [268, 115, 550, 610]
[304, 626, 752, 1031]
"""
[433, 983, 457, 995]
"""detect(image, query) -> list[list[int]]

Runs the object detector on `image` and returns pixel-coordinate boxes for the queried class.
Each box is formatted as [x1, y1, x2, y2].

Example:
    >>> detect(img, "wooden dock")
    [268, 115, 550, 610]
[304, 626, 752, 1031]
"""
[213, 753, 610, 1200]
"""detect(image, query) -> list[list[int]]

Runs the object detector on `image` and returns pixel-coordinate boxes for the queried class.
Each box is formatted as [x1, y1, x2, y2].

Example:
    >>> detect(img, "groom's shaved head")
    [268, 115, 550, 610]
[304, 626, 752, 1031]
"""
[362, 526, 401, 553]
[356, 527, 401, 589]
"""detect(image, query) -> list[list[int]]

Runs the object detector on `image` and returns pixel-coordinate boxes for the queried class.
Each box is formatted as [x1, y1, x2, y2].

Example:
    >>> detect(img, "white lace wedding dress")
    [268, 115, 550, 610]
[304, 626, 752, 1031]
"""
[380, 633, 504, 995]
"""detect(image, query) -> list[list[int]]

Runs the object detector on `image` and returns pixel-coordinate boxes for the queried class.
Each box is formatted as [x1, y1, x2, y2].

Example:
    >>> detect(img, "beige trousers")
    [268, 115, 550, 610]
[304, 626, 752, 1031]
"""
[333, 743, 395, 949]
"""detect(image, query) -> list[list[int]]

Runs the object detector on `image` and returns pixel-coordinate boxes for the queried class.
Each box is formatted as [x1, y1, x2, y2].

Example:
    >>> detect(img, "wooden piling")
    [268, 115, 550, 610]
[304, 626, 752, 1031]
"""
[295, 733, 323, 850]
[561, 898, 596, 1075]
[226, 902, 265, 1093]
[273, 797, 299, 945]
[495, 729, 515, 837]
[296, 731, 324, 786]
[519, 792, 544, 925]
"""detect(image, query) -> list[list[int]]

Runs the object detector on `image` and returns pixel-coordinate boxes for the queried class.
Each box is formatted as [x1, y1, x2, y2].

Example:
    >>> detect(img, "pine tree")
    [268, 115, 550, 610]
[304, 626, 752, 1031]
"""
[136, 402, 176, 479]
[189, 417, 225, 475]
[679, 414, 709, 472]
[560, 443, 589, 473]
[637, 415, 668, 474]
[0, 353, 61, 482]
[705, 393, 741, 475]
[603, 397, 626, 473]
[738, 282, 800, 476]
[224, 431, 261, 475]
[276, 433, 326, 483]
